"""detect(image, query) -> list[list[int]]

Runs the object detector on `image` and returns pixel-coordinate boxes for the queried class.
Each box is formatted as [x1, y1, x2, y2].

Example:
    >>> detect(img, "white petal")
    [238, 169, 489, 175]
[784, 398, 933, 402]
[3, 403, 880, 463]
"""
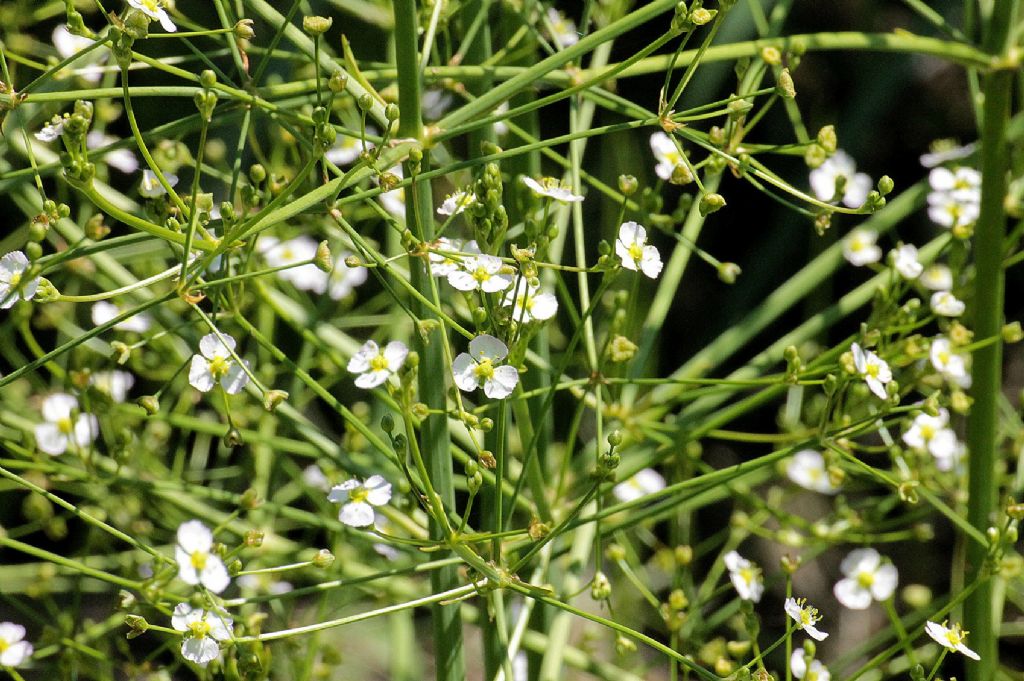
[73, 414, 99, 447]
[452, 353, 479, 392]
[840, 548, 880, 576]
[0, 641, 32, 667]
[188, 355, 216, 392]
[383, 341, 409, 368]
[175, 546, 200, 585]
[468, 334, 508, 362]
[484, 365, 519, 398]
[364, 475, 393, 506]
[42, 393, 78, 422]
[171, 603, 196, 631]
[199, 333, 235, 359]
[220, 360, 250, 395]
[640, 246, 663, 279]
[447, 270, 479, 291]
[177, 520, 214, 554]
[181, 637, 219, 666]
[200, 557, 231, 594]
[339, 501, 376, 527]
[871, 563, 898, 600]
[158, 10, 177, 32]
[35, 423, 68, 456]
[834, 578, 872, 609]
[355, 370, 389, 388]
[618, 221, 645, 246]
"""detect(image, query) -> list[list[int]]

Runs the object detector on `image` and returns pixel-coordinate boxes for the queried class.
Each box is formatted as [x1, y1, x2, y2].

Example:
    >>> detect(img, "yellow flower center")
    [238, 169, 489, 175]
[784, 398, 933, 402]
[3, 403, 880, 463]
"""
[190, 550, 207, 570]
[628, 243, 644, 262]
[920, 424, 935, 441]
[850, 239, 865, 252]
[208, 355, 231, 379]
[474, 359, 495, 381]
[370, 354, 389, 372]
[807, 670, 820, 681]
[349, 487, 369, 504]
[57, 416, 74, 435]
[938, 351, 950, 365]
[8, 271, 21, 287]
[0, 639, 8, 653]
[472, 267, 492, 283]
[944, 626, 967, 647]
[866, 363, 879, 378]
[857, 570, 875, 588]
[188, 620, 211, 639]
[739, 566, 755, 586]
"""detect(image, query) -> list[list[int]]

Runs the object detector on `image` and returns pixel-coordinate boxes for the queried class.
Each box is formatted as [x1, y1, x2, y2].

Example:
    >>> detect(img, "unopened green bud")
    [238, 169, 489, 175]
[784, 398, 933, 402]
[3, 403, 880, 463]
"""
[479, 417, 494, 432]
[717, 262, 741, 284]
[263, 389, 288, 412]
[314, 240, 333, 272]
[234, 19, 255, 40]
[385, 103, 400, 121]
[1007, 500, 1024, 520]
[877, 175, 895, 196]
[607, 430, 623, 448]
[200, 69, 217, 89]
[1002, 321, 1023, 343]
[224, 427, 243, 448]
[313, 548, 335, 568]
[615, 635, 637, 656]
[668, 588, 689, 610]
[780, 554, 801, 573]
[24, 242, 44, 262]
[467, 471, 483, 494]
[357, 93, 374, 112]
[709, 126, 726, 147]
[727, 98, 752, 120]
[816, 125, 837, 154]
[670, 163, 694, 185]
[777, 68, 796, 98]
[675, 544, 693, 566]
[328, 71, 348, 93]
[249, 163, 266, 183]
[591, 571, 612, 600]
[124, 614, 149, 639]
[699, 192, 726, 216]
[240, 488, 262, 510]
[618, 174, 639, 195]
[302, 15, 333, 36]
[137, 395, 160, 415]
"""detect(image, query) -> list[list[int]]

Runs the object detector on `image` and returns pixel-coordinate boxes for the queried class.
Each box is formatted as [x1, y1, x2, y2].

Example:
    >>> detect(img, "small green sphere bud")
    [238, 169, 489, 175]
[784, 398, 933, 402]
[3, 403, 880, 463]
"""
[780, 554, 801, 573]
[618, 174, 639, 196]
[224, 427, 243, 448]
[607, 430, 623, 448]
[472, 307, 488, 327]
[479, 417, 494, 432]
[28, 219, 48, 243]
[302, 15, 333, 36]
[877, 175, 895, 196]
[328, 71, 348, 93]
[137, 395, 160, 415]
[25, 242, 44, 263]
[357, 93, 374, 112]
[380, 413, 395, 434]
[249, 163, 267, 183]
[385, 103, 400, 121]
[902, 584, 933, 609]
[467, 471, 484, 494]
[1007, 500, 1024, 520]
[816, 125, 837, 154]
[606, 543, 627, 561]
[670, 163, 694, 185]
[717, 262, 741, 284]
[313, 548, 335, 568]
[698, 192, 726, 216]
[675, 544, 693, 566]
[1002, 321, 1023, 343]
[200, 69, 217, 89]
[668, 588, 689, 610]
[760, 46, 782, 65]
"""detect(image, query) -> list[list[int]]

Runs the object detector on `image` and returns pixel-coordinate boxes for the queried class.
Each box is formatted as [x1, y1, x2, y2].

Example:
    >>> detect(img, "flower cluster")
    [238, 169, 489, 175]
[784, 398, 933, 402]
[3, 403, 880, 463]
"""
[258, 236, 367, 300]
[927, 166, 980, 233]
[810, 150, 871, 208]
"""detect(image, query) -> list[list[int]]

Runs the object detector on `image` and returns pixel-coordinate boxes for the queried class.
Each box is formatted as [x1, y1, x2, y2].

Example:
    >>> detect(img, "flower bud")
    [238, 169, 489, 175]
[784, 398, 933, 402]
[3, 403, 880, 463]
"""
[240, 488, 262, 510]
[111, 341, 132, 364]
[668, 588, 688, 610]
[528, 518, 550, 539]
[313, 548, 335, 568]
[24, 242, 43, 261]
[760, 46, 782, 65]
[224, 427, 244, 448]
[245, 529, 264, 547]
[709, 126, 726, 147]
[200, 69, 217, 90]
[607, 429, 623, 448]
[124, 614, 149, 639]
[777, 68, 796, 98]
[357, 93, 374, 112]
[263, 389, 288, 412]
[675, 544, 693, 566]
[1003, 321, 1023, 343]
[249, 163, 267, 183]
[698, 192, 726, 216]
[234, 19, 255, 40]
[615, 636, 637, 656]
[877, 175, 895, 196]
[386, 103, 400, 121]
[302, 15, 333, 36]
[689, 8, 716, 25]
[479, 450, 496, 469]
[816, 125, 837, 154]
[717, 262, 741, 284]
[590, 571, 612, 600]
[608, 335, 638, 362]
[137, 395, 160, 415]
[670, 163, 694, 185]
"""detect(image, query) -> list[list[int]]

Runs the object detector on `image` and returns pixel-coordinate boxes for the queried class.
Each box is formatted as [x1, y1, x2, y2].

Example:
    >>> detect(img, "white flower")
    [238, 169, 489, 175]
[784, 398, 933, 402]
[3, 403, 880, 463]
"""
[724, 551, 764, 603]
[833, 548, 898, 610]
[492, 102, 510, 136]
[502, 279, 558, 324]
[437, 190, 475, 216]
[891, 244, 923, 279]
[925, 621, 980, 660]
[903, 409, 961, 470]
[927, 192, 980, 229]
[34, 393, 98, 456]
[429, 237, 478, 277]
[930, 337, 971, 388]
[452, 334, 519, 399]
[174, 520, 231, 593]
[521, 176, 584, 202]
[53, 25, 107, 83]
[546, 8, 579, 48]
[327, 252, 368, 300]
[616, 221, 663, 279]
[920, 264, 953, 291]
[347, 340, 408, 388]
[87, 132, 139, 173]
[447, 254, 514, 293]
[851, 342, 892, 400]
[422, 89, 453, 121]
[0, 622, 33, 668]
[612, 467, 666, 503]
[236, 573, 293, 595]
[91, 300, 152, 333]
[171, 603, 233, 666]
[325, 135, 363, 166]
[188, 333, 250, 394]
[930, 291, 965, 317]
[650, 132, 685, 181]
[0, 251, 40, 309]
[842, 228, 882, 266]
[36, 117, 65, 142]
[785, 597, 829, 641]
[127, 0, 177, 32]
[786, 449, 839, 494]
[810, 150, 872, 208]
[139, 168, 178, 198]
[379, 165, 406, 219]
[90, 370, 135, 403]
[928, 166, 981, 203]
[791, 650, 830, 681]
[920, 142, 975, 168]
[328, 475, 392, 527]
[259, 236, 328, 293]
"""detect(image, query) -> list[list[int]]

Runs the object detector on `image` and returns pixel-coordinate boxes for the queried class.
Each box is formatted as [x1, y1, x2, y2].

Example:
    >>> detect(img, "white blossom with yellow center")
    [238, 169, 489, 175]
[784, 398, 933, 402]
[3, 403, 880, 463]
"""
[34, 393, 98, 456]
[171, 603, 233, 666]
[724, 550, 765, 602]
[188, 333, 250, 394]
[347, 339, 409, 389]
[786, 449, 840, 494]
[833, 548, 898, 609]
[0, 250, 40, 309]
[127, 0, 177, 32]
[0, 622, 33, 668]
[842, 228, 882, 266]
[174, 520, 230, 593]
[328, 475, 393, 527]
[615, 221, 663, 279]
[925, 620, 980, 660]
[784, 597, 829, 641]
[452, 334, 520, 399]
[851, 342, 892, 399]
[447, 254, 514, 293]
